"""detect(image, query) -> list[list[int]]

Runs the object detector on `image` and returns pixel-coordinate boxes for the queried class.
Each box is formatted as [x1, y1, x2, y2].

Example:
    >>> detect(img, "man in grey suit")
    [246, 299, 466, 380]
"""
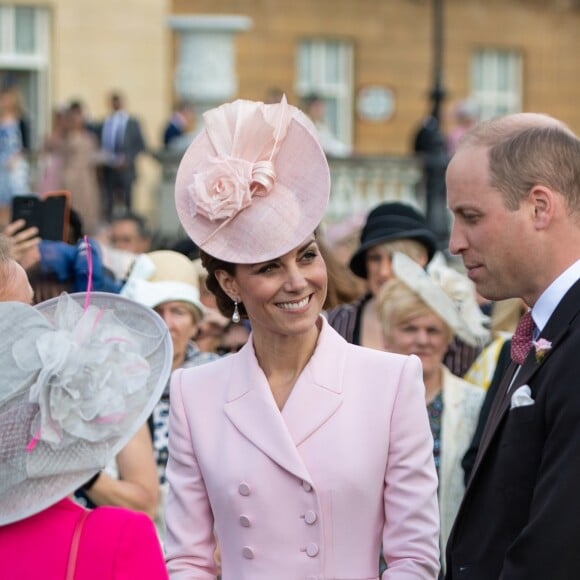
[99, 92, 146, 220]
[445, 113, 580, 579]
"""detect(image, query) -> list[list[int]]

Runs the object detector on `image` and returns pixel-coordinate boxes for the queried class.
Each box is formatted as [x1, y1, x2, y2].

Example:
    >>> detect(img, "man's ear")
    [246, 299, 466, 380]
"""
[529, 185, 555, 230]
[215, 269, 238, 300]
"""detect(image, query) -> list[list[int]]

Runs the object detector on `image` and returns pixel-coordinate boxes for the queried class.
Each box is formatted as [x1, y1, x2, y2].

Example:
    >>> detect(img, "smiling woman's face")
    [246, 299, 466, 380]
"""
[383, 312, 451, 378]
[215, 236, 327, 341]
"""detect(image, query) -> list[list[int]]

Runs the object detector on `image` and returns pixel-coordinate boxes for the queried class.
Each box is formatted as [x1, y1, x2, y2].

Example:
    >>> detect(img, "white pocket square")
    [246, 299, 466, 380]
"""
[510, 385, 535, 409]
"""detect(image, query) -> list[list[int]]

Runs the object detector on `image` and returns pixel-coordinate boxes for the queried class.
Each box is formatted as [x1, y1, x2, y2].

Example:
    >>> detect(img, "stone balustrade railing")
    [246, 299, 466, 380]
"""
[324, 154, 426, 224]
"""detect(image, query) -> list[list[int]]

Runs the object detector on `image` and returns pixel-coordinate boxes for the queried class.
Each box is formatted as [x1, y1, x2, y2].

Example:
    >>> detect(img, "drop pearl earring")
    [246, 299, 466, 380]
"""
[232, 299, 241, 323]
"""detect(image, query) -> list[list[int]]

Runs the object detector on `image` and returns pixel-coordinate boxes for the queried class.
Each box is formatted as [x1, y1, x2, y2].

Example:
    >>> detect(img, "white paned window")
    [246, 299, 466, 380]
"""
[296, 39, 354, 146]
[0, 5, 50, 147]
[14, 6, 37, 54]
[471, 49, 522, 120]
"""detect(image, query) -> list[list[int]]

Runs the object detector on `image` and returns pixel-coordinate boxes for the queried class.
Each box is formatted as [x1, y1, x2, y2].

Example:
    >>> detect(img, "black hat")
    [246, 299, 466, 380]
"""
[349, 202, 437, 279]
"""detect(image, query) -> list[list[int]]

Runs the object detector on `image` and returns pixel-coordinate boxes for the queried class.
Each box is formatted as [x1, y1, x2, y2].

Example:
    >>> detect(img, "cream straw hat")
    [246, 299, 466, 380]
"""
[120, 250, 204, 317]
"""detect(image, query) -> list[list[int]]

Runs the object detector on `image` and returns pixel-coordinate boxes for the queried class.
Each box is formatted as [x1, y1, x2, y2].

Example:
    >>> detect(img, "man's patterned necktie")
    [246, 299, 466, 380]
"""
[510, 311, 535, 365]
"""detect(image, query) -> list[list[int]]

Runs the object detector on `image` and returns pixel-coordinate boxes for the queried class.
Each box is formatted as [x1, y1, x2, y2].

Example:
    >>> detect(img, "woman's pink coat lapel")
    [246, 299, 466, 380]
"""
[224, 317, 344, 485]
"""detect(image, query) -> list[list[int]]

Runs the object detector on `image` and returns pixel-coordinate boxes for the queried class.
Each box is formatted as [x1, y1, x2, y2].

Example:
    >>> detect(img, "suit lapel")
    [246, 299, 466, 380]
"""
[469, 361, 517, 480]
[224, 317, 344, 484]
[468, 279, 580, 486]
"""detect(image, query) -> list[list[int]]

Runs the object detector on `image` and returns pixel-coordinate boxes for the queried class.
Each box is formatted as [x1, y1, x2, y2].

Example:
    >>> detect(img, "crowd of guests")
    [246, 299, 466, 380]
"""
[0, 93, 579, 579]
[0, 85, 201, 244]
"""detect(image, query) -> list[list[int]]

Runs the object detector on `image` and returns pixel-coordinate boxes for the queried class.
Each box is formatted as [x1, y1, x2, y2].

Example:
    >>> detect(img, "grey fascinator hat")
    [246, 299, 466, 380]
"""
[0, 292, 172, 525]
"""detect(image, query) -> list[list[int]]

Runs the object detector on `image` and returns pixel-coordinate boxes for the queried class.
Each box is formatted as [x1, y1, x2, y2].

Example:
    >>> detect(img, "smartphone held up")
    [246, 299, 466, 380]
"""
[11, 191, 71, 242]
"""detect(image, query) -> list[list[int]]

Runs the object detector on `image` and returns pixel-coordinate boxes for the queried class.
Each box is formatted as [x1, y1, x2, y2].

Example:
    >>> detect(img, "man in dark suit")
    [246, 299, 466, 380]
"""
[445, 113, 580, 579]
[99, 91, 146, 220]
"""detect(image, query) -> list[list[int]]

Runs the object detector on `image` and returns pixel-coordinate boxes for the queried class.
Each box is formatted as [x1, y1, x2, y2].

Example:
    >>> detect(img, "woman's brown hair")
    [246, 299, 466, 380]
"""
[199, 251, 248, 320]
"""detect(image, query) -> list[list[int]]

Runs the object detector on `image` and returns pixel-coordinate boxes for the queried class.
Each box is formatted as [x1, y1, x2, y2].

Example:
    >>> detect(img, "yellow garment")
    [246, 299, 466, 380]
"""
[464, 333, 510, 390]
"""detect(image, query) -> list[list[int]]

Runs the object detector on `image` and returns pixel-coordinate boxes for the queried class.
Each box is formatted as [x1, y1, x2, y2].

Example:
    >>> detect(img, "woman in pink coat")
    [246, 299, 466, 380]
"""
[0, 291, 172, 579]
[166, 97, 440, 579]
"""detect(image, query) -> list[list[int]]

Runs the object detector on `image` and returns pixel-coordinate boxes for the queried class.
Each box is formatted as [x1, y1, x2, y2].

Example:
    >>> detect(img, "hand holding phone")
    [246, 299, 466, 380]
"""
[11, 191, 71, 242]
[1, 218, 41, 270]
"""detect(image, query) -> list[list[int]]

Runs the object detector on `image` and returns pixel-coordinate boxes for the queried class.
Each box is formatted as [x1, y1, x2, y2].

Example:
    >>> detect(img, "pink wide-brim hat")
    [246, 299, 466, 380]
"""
[175, 96, 330, 264]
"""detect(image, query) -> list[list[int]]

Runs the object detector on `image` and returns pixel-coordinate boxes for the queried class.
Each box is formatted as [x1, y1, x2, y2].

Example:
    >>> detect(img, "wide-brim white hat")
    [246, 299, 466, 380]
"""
[0, 292, 172, 525]
[174, 96, 330, 264]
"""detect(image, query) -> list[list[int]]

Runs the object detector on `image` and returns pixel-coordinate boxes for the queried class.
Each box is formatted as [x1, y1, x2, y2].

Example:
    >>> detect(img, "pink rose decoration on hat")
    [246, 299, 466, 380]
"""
[190, 155, 253, 222]
[186, 99, 287, 227]
[190, 155, 276, 222]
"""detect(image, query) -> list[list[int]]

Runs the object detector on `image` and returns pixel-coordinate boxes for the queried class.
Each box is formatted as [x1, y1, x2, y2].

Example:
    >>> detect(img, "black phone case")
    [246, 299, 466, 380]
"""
[11, 194, 68, 241]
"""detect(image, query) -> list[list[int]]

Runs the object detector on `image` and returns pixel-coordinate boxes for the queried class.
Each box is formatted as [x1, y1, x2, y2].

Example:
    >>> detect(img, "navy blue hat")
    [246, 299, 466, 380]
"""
[349, 202, 437, 279]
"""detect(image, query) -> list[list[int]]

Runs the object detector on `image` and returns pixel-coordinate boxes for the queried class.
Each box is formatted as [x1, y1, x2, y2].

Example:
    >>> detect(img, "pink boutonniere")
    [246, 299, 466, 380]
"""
[532, 338, 552, 363]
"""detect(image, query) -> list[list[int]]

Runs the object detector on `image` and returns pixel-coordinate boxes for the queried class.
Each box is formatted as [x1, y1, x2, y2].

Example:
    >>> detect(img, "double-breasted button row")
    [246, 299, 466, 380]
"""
[242, 480, 313, 494]
[240, 485, 253, 560]
[238, 483, 251, 531]
[238, 480, 319, 562]
[242, 544, 319, 561]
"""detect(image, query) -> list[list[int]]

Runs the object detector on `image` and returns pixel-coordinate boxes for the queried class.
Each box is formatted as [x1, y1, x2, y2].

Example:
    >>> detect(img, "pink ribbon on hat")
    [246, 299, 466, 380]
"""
[83, 235, 93, 311]
[187, 96, 292, 245]
[26, 431, 41, 452]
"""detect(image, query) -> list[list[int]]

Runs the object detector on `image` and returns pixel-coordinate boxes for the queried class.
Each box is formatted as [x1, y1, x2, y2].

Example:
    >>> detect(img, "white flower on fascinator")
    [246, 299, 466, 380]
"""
[12, 295, 151, 447]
